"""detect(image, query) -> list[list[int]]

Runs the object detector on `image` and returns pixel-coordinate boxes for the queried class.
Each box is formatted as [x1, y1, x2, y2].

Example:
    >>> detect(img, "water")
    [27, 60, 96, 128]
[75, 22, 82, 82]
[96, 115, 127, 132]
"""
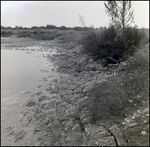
[1, 49, 51, 105]
[1, 38, 58, 145]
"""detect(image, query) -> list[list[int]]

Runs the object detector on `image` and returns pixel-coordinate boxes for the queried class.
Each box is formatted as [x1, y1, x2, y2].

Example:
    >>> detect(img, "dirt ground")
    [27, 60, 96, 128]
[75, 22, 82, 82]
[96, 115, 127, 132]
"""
[1, 37, 149, 146]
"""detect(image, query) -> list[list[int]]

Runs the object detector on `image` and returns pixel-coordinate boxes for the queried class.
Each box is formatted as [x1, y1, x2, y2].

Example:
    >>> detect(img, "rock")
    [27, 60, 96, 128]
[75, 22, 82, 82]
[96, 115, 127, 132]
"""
[84, 124, 115, 146]
[65, 83, 79, 90]
[124, 118, 131, 123]
[38, 95, 48, 101]
[121, 83, 124, 86]
[121, 61, 127, 66]
[82, 81, 95, 94]
[71, 123, 81, 132]
[105, 57, 118, 66]
[45, 86, 53, 91]
[145, 113, 149, 117]
[74, 87, 83, 94]
[14, 130, 26, 141]
[84, 123, 99, 135]
[53, 79, 58, 82]
[66, 93, 84, 104]
[36, 92, 42, 95]
[128, 99, 133, 103]
[85, 63, 97, 71]
[37, 85, 42, 88]
[51, 85, 59, 93]
[59, 89, 74, 96]
[79, 110, 92, 124]
[26, 101, 36, 107]
[141, 131, 147, 136]
[109, 125, 127, 146]
[75, 96, 89, 106]
[123, 125, 149, 146]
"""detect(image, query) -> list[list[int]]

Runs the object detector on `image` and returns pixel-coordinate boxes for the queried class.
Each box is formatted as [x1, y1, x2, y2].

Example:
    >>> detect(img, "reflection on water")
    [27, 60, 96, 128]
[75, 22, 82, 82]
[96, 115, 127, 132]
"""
[1, 49, 51, 105]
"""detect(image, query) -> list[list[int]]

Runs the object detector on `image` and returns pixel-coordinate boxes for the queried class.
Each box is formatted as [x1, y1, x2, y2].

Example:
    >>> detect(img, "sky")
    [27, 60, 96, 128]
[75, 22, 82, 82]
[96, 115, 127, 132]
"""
[1, 1, 149, 28]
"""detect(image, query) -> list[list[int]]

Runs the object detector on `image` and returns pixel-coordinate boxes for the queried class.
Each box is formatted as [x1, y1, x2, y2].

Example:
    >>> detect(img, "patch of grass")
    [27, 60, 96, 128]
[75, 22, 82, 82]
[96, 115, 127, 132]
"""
[28, 29, 82, 46]
[85, 43, 149, 124]
[125, 43, 149, 95]
[16, 30, 31, 37]
[30, 29, 61, 40]
[57, 30, 82, 44]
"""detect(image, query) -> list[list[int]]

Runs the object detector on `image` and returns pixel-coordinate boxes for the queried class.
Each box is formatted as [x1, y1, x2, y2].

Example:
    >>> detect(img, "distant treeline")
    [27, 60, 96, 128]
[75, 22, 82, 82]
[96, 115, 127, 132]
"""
[1, 24, 96, 31]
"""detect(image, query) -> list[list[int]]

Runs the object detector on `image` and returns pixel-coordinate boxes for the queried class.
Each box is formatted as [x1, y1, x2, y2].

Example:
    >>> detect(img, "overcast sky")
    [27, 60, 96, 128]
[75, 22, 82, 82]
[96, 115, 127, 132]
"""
[1, 1, 149, 28]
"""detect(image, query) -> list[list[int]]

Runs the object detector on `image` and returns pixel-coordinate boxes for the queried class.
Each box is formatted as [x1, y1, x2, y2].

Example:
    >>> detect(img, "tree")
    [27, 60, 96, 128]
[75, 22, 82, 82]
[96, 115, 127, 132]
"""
[104, 1, 134, 50]
[79, 14, 86, 27]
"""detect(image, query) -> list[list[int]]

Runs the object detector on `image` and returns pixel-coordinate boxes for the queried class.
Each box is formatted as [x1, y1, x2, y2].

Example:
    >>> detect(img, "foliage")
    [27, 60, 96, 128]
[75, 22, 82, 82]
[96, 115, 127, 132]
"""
[80, 25, 148, 63]
[30, 29, 61, 40]
[46, 24, 57, 29]
[104, 1, 134, 27]
[1, 30, 13, 37]
[16, 30, 31, 37]
[104, 1, 134, 51]
[87, 43, 149, 123]
[79, 14, 86, 27]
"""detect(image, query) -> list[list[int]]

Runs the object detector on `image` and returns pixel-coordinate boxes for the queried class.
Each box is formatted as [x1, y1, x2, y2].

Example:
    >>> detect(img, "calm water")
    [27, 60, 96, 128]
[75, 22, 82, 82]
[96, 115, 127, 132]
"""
[1, 48, 52, 106]
[1, 39, 58, 145]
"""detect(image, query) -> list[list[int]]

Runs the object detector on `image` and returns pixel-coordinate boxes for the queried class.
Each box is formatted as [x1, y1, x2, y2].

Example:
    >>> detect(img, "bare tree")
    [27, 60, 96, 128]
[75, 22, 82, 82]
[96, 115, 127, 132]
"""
[79, 14, 86, 27]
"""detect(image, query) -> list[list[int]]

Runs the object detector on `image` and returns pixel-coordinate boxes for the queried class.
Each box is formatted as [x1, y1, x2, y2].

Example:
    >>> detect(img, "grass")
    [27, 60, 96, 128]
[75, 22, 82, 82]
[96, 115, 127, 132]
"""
[57, 29, 82, 44]
[86, 43, 149, 125]
[1, 28, 83, 49]
[30, 29, 61, 40]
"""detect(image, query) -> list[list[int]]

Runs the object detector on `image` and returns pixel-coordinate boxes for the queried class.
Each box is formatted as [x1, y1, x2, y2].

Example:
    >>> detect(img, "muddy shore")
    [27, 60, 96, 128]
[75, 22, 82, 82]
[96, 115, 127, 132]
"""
[1, 37, 149, 146]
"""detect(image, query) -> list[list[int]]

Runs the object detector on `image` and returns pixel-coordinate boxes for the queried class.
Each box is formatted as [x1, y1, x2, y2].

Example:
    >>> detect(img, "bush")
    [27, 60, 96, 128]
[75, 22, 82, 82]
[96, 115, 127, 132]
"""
[79, 29, 109, 59]
[82, 43, 149, 124]
[57, 30, 82, 45]
[1, 30, 13, 37]
[17, 30, 31, 37]
[125, 43, 149, 95]
[80, 25, 125, 60]
[31, 29, 61, 40]
[80, 25, 148, 64]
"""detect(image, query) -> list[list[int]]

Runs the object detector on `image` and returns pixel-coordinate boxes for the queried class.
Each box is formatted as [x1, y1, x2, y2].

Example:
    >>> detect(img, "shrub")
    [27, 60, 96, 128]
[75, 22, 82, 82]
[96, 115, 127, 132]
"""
[81, 43, 149, 124]
[57, 30, 82, 45]
[125, 43, 149, 95]
[31, 29, 61, 40]
[79, 28, 110, 59]
[17, 30, 31, 37]
[80, 25, 123, 60]
[1, 30, 13, 37]
[80, 25, 148, 64]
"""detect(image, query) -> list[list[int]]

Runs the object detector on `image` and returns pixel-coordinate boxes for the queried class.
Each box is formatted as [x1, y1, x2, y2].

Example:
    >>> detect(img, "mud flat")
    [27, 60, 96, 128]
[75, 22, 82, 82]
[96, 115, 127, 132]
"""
[1, 36, 149, 146]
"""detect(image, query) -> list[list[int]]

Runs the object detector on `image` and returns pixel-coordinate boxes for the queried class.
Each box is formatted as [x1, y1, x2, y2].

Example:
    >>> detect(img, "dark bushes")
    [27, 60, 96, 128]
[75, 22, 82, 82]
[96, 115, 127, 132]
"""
[17, 30, 31, 37]
[1, 30, 13, 37]
[80, 25, 147, 64]
[86, 43, 149, 124]
[30, 30, 61, 40]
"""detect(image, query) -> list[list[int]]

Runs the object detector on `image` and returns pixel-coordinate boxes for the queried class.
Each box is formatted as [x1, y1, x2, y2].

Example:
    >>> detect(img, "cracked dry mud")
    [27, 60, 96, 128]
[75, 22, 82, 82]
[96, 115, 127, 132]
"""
[1, 37, 149, 146]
